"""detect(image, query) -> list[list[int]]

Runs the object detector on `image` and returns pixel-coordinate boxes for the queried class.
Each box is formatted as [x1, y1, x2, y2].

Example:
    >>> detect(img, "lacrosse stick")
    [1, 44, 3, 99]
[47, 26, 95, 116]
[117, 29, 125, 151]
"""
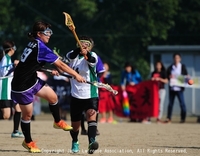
[0, 75, 13, 80]
[63, 12, 88, 60]
[41, 68, 118, 95]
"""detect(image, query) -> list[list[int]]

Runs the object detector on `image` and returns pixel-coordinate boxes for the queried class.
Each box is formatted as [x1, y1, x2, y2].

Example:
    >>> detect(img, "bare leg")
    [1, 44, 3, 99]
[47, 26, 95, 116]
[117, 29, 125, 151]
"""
[1, 108, 11, 119]
[99, 112, 106, 123]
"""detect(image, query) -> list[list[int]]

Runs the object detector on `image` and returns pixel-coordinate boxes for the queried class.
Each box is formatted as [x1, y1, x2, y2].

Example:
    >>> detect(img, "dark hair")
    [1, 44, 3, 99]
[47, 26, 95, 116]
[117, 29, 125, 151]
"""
[173, 53, 181, 58]
[2, 40, 15, 54]
[154, 61, 166, 72]
[124, 62, 137, 74]
[28, 21, 51, 39]
[79, 35, 94, 47]
[0, 48, 4, 61]
[124, 62, 132, 68]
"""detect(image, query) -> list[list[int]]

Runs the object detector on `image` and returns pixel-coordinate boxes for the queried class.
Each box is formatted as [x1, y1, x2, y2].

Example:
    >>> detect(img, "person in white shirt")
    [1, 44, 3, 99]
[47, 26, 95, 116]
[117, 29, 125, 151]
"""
[0, 41, 24, 138]
[66, 36, 99, 154]
[165, 53, 188, 123]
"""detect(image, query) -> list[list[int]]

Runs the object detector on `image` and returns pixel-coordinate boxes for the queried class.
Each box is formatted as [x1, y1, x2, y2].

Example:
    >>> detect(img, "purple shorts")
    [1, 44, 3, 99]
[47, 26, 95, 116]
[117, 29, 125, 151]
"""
[11, 78, 46, 105]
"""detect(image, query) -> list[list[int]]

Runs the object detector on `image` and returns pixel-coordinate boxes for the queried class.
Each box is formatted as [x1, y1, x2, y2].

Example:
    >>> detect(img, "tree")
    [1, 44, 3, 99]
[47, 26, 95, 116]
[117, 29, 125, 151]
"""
[0, 0, 15, 39]
[1, 0, 200, 83]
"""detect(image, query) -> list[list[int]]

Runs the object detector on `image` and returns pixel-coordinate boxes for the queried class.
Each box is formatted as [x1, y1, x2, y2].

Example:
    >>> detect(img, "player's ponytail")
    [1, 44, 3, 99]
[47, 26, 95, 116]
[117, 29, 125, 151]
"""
[27, 32, 36, 39]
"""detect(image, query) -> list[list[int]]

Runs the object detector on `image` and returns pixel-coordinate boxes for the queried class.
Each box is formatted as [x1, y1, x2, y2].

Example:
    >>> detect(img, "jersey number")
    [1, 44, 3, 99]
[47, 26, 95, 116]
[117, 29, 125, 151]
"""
[21, 48, 32, 62]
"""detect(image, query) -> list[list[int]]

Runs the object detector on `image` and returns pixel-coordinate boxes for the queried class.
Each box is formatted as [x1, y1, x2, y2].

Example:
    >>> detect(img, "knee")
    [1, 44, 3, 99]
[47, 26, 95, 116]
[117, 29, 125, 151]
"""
[21, 113, 32, 121]
[86, 109, 97, 120]
[48, 94, 58, 104]
[3, 114, 11, 120]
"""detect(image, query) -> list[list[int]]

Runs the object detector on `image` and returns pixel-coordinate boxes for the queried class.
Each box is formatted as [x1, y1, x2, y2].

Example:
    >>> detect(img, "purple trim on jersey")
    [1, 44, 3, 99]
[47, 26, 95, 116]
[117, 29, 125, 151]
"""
[96, 56, 105, 74]
[11, 78, 45, 105]
[36, 38, 58, 64]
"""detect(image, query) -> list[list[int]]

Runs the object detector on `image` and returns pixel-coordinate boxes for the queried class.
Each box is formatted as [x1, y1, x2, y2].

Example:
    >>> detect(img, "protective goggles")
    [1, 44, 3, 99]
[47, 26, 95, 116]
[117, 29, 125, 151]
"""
[40, 28, 53, 36]
[3, 45, 17, 51]
[76, 40, 93, 49]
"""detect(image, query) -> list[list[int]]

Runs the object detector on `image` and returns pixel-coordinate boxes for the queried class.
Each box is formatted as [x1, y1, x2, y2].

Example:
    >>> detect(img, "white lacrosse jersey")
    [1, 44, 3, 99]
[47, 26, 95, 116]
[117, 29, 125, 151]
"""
[67, 51, 98, 99]
[0, 54, 13, 100]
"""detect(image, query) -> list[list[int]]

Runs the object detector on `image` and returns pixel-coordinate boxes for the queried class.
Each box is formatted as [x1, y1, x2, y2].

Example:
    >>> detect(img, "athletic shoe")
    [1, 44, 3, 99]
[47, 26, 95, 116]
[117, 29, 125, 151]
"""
[81, 129, 88, 135]
[96, 129, 100, 135]
[180, 120, 185, 123]
[141, 119, 151, 124]
[99, 118, 106, 123]
[53, 120, 73, 131]
[88, 141, 99, 154]
[22, 140, 41, 153]
[156, 119, 164, 124]
[164, 119, 171, 124]
[107, 117, 114, 123]
[71, 141, 79, 153]
[11, 131, 24, 138]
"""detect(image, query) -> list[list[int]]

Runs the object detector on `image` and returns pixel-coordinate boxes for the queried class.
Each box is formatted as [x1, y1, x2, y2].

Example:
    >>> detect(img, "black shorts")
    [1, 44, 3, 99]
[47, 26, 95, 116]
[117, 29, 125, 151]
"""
[70, 96, 99, 122]
[0, 100, 15, 109]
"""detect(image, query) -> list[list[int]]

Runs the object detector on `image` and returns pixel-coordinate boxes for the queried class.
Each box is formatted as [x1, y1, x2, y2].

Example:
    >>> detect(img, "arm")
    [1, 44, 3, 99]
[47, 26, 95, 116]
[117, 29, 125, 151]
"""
[160, 71, 168, 84]
[151, 71, 155, 80]
[67, 48, 79, 59]
[135, 70, 142, 82]
[166, 65, 171, 80]
[0, 57, 7, 76]
[0, 57, 14, 76]
[152, 71, 168, 84]
[182, 64, 188, 75]
[53, 59, 85, 82]
[120, 71, 126, 90]
[159, 77, 168, 84]
[68, 48, 95, 63]
[86, 52, 95, 63]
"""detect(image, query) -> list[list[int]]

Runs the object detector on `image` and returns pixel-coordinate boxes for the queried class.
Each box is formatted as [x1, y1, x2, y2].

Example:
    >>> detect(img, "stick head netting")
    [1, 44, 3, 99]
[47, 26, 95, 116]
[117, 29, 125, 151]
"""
[63, 12, 75, 31]
[94, 82, 118, 95]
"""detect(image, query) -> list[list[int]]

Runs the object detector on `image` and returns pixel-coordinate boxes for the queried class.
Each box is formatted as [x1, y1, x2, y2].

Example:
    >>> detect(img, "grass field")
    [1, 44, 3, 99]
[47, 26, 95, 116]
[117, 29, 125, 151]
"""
[0, 114, 199, 156]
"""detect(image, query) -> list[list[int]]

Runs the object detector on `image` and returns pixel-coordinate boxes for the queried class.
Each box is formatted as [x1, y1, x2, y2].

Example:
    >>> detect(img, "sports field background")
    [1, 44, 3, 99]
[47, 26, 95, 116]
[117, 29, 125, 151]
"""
[0, 114, 200, 156]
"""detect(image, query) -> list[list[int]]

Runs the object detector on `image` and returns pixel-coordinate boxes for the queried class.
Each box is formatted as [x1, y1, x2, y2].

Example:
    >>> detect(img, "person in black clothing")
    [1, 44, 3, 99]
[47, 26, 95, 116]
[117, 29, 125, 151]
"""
[10, 21, 85, 153]
[165, 53, 188, 123]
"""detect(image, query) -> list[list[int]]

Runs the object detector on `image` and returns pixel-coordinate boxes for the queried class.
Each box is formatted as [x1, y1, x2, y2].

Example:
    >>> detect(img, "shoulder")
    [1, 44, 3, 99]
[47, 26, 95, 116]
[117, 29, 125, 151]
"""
[167, 64, 173, 70]
[1, 55, 7, 63]
[181, 64, 187, 72]
[135, 70, 141, 74]
[36, 39, 49, 50]
[90, 51, 98, 57]
[181, 64, 186, 68]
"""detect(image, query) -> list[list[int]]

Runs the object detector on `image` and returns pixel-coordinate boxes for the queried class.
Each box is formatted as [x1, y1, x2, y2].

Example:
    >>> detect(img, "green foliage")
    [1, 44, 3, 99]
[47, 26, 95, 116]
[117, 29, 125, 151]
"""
[0, 0, 200, 83]
[134, 58, 150, 81]
[75, 0, 98, 20]
[0, 0, 14, 33]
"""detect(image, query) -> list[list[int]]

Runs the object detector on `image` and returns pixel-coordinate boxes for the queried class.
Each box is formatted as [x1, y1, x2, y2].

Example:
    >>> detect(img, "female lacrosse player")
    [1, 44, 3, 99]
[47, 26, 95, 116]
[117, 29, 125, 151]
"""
[0, 41, 24, 138]
[11, 21, 85, 153]
[66, 36, 99, 154]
